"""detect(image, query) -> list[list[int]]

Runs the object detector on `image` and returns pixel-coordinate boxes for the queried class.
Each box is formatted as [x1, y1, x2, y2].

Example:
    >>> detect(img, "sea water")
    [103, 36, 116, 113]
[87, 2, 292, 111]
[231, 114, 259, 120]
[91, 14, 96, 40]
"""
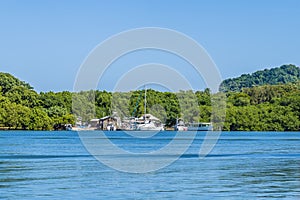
[0, 131, 299, 199]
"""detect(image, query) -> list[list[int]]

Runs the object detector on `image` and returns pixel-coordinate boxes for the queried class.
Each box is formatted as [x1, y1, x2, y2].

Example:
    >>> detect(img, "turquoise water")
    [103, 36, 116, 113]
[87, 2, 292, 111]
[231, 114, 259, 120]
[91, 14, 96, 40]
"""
[0, 131, 299, 199]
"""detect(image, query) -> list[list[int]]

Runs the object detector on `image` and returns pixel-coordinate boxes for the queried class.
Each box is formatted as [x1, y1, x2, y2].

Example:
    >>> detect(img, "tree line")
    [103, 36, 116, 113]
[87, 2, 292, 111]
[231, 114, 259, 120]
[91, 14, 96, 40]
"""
[0, 73, 74, 130]
[0, 70, 299, 131]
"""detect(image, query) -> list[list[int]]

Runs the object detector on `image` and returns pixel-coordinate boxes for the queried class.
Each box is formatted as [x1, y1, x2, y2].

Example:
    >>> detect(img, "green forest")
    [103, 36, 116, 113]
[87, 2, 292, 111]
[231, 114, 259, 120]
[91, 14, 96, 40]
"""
[220, 64, 300, 92]
[0, 64, 299, 131]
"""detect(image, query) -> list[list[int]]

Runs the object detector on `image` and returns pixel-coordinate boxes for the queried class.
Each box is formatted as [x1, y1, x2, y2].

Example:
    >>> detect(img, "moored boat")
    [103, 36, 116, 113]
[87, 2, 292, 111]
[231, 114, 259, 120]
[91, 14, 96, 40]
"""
[174, 118, 187, 131]
[187, 122, 213, 131]
[124, 86, 164, 131]
[136, 114, 164, 131]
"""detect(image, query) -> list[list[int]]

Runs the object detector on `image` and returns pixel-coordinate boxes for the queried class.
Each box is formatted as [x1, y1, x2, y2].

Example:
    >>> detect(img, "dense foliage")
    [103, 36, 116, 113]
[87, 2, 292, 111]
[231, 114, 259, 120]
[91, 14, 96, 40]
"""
[224, 82, 300, 131]
[220, 64, 300, 92]
[0, 66, 299, 131]
[0, 73, 74, 130]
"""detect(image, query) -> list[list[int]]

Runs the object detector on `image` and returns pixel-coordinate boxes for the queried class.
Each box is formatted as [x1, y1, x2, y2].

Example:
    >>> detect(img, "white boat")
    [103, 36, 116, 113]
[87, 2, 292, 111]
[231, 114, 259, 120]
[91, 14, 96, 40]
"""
[137, 121, 164, 131]
[174, 118, 187, 131]
[65, 124, 73, 131]
[127, 86, 164, 131]
[187, 122, 213, 131]
[135, 114, 164, 131]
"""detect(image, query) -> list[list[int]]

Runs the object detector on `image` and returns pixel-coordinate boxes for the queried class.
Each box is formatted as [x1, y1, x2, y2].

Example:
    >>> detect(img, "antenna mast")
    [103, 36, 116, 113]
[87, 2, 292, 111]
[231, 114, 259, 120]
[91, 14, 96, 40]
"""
[144, 85, 147, 116]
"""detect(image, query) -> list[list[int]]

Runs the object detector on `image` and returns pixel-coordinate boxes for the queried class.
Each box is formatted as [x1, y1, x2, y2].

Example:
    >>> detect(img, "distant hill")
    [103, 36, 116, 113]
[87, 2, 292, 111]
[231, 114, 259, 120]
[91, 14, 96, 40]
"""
[219, 64, 300, 92]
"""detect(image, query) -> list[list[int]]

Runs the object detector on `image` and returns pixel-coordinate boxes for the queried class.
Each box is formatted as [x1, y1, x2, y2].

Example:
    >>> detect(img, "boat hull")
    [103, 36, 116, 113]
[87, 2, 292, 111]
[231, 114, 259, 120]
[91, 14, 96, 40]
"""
[187, 126, 213, 131]
[187, 123, 213, 131]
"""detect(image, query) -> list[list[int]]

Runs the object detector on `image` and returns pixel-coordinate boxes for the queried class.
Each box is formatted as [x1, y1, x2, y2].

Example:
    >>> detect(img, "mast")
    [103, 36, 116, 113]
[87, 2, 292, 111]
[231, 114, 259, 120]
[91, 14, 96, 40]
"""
[144, 85, 147, 117]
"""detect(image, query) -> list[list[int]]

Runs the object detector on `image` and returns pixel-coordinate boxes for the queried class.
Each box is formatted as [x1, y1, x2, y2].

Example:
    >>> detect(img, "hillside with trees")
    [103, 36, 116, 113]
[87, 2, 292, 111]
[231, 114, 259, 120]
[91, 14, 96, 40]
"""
[0, 73, 74, 130]
[0, 65, 299, 131]
[219, 64, 300, 92]
[224, 82, 300, 131]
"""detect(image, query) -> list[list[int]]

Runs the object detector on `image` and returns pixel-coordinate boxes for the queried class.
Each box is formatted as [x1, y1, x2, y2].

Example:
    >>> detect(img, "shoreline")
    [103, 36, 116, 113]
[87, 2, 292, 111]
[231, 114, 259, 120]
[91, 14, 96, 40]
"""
[0, 129, 299, 132]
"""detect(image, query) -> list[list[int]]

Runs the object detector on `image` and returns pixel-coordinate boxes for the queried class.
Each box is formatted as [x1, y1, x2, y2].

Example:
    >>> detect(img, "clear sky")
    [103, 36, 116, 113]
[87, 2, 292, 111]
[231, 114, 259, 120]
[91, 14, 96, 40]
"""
[0, 0, 299, 92]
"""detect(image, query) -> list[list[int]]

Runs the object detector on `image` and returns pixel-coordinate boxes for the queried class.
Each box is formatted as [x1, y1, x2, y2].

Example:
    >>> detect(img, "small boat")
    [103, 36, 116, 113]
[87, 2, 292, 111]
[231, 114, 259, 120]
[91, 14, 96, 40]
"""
[187, 122, 213, 131]
[65, 124, 73, 131]
[174, 118, 187, 131]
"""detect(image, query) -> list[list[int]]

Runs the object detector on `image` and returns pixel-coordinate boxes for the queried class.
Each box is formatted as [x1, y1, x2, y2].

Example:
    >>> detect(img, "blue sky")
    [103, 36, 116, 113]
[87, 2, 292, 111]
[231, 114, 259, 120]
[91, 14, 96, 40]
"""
[0, 0, 299, 92]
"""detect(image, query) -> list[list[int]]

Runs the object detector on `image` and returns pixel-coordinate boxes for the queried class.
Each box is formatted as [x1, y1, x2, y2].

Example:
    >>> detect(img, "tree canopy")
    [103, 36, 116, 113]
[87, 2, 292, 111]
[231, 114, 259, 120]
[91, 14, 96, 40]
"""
[220, 64, 300, 92]
[0, 72, 74, 130]
[0, 65, 299, 131]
